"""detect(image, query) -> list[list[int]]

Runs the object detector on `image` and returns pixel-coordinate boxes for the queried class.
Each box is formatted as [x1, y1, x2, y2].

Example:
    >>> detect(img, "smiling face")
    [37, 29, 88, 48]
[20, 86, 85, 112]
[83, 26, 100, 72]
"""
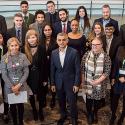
[20, 3, 29, 14]
[94, 24, 102, 36]
[27, 34, 37, 46]
[14, 16, 23, 28]
[8, 40, 20, 55]
[57, 34, 68, 49]
[79, 8, 85, 18]
[70, 20, 79, 33]
[59, 10, 68, 22]
[91, 38, 103, 53]
[102, 7, 110, 20]
[36, 14, 45, 24]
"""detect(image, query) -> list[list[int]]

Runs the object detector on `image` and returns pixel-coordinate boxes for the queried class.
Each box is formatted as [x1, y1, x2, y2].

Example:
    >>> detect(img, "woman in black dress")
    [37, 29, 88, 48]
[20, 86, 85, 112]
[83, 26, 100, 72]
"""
[68, 19, 86, 60]
[25, 29, 48, 121]
[41, 24, 58, 108]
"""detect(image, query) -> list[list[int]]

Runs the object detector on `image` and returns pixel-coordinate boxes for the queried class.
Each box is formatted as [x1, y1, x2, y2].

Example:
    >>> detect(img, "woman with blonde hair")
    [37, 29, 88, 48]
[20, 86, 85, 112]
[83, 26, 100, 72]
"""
[25, 29, 47, 121]
[1, 37, 30, 125]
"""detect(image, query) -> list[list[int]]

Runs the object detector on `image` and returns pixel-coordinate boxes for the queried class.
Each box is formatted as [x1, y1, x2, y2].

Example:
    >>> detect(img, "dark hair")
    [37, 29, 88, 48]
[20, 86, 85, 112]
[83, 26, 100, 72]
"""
[20, 0, 28, 6]
[75, 6, 90, 29]
[105, 22, 114, 28]
[41, 23, 56, 46]
[47, 0, 55, 6]
[35, 10, 45, 19]
[58, 8, 68, 16]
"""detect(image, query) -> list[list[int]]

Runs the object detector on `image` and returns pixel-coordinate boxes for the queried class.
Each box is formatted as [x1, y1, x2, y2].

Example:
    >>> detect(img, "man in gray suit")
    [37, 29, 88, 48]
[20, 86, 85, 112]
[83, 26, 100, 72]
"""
[29, 10, 46, 43]
[51, 33, 80, 125]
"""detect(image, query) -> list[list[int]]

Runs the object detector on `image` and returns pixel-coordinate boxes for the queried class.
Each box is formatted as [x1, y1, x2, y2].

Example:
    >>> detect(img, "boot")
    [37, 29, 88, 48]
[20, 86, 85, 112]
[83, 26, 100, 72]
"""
[117, 113, 125, 125]
[87, 113, 94, 125]
[109, 115, 116, 125]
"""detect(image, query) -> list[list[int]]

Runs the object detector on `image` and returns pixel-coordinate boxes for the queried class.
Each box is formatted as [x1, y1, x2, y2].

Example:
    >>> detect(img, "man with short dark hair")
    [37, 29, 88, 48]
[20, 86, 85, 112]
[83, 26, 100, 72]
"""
[45, 0, 59, 26]
[20, 0, 35, 28]
[51, 33, 80, 125]
[53, 8, 71, 37]
[7, 13, 27, 50]
[94, 4, 119, 36]
[29, 10, 46, 42]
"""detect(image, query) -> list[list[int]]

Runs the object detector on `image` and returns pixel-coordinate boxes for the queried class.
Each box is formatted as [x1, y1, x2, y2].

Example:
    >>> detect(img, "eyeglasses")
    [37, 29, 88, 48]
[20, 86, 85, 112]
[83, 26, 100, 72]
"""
[105, 28, 114, 31]
[92, 44, 102, 47]
[44, 29, 52, 31]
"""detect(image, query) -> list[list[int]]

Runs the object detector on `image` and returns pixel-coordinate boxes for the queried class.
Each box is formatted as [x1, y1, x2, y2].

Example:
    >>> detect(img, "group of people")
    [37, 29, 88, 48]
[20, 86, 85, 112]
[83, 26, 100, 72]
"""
[0, 0, 125, 125]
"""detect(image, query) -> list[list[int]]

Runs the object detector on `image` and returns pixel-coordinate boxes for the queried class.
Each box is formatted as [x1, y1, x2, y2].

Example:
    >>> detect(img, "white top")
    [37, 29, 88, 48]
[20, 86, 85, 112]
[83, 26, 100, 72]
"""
[59, 46, 67, 67]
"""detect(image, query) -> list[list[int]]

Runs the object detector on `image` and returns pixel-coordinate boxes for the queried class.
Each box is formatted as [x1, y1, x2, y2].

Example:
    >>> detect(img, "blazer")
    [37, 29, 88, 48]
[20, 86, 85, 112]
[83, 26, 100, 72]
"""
[51, 47, 80, 90]
[45, 11, 59, 26]
[0, 15, 7, 35]
[94, 17, 119, 36]
[23, 13, 35, 28]
[53, 21, 72, 37]
[119, 24, 125, 46]
[7, 26, 27, 47]
[102, 35, 121, 61]
[27, 44, 48, 93]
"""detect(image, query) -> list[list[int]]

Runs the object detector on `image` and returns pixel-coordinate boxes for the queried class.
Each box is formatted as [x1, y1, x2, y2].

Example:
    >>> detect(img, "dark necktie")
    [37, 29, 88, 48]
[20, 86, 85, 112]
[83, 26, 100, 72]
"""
[17, 30, 20, 40]
[24, 16, 28, 28]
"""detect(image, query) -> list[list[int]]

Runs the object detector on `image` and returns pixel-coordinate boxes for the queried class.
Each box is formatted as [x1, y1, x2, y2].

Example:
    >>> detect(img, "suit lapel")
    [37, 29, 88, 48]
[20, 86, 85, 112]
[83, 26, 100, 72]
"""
[55, 49, 62, 68]
[63, 47, 70, 69]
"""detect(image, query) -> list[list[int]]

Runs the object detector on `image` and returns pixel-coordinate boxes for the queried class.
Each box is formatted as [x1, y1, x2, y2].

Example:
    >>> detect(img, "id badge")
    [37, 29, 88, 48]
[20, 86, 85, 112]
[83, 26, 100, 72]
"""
[119, 69, 125, 75]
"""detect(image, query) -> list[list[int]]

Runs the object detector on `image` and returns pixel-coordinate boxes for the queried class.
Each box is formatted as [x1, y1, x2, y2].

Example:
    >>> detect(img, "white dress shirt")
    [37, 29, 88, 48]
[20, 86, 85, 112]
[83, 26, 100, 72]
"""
[106, 35, 113, 55]
[59, 46, 67, 67]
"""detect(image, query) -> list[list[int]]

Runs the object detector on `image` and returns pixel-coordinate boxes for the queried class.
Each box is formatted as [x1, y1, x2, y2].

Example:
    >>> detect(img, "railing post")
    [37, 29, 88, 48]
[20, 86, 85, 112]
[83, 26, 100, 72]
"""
[90, 0, 92, 19]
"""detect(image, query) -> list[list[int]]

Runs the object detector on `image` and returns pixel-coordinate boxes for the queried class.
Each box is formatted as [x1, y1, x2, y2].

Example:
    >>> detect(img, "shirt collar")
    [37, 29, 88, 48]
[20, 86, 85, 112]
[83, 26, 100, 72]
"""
[59, 46, 67, 53]
[21, 12, 29, 17]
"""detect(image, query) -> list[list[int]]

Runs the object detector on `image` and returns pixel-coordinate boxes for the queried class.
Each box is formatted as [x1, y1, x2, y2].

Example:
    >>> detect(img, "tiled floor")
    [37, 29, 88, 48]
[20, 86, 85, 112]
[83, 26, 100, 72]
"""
[0, 95, 125, 125]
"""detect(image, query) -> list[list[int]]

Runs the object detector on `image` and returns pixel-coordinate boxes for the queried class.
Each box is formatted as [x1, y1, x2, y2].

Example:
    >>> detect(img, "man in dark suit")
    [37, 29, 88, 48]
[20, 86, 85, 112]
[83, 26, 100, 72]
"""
[20, 0, 35, 29]
[53, 8, 71, 37]
[45, 0, 59, 26]
[7, 13, 27, 50]
[51, 33, 80, 125]
[0, 15, 7, 44]
[119, 24, 125, 46]
[94, 4, 119, 36]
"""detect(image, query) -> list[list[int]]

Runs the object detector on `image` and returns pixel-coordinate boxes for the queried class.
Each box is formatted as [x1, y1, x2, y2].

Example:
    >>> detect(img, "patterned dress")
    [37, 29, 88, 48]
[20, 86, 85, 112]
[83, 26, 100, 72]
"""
[81, 51, 111, 100]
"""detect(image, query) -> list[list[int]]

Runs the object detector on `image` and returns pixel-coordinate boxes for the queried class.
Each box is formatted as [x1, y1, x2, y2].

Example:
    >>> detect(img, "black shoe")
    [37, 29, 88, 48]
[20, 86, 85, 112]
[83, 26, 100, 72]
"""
[57, 116, 67, 125]
[109, 115, 116, 125]
[39, 111, 44, 121]
[87, 114, 94, 125]
[33, 109, 38, 121]
[50, 99, 55, 108]
[3, 114, 9, 124]
[72, 119, 78, 125]
[117, 115, 124, 125]
[93, 113, 98, 124]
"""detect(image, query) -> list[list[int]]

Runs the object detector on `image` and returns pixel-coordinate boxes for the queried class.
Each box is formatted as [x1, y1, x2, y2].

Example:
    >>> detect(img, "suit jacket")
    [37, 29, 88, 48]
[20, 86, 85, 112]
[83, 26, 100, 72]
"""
[23, 13, 35, 28]
[0, 15, 7, 35]
[53, 21, 71, 37]
[94, 17, 119, 36]
[119, 24, 125, 46]
[45, 11, 59, 26]
[102, 35, 120, 61]
[51, 47, 80, 90]
[0, 15, 7, 43]
[7, 26, 27, 47]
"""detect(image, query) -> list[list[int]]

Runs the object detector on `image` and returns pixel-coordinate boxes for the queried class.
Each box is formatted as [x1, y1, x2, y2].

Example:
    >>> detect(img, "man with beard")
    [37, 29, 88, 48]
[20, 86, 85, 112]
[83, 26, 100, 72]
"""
[53, 8, 71, 37]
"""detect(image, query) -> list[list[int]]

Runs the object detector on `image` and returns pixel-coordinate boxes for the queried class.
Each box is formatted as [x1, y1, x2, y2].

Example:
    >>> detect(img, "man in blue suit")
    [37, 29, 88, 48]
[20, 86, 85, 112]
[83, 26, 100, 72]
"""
[53, 8, 71, 37]
[51, 33, 80, 125]
[94, 4, 119, 36]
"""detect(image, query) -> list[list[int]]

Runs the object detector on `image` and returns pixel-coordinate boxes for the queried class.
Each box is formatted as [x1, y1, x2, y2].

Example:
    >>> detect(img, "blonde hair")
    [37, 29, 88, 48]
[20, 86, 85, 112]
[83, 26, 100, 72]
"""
[25, 29, 39, 63]
[5, 37, 20, 63]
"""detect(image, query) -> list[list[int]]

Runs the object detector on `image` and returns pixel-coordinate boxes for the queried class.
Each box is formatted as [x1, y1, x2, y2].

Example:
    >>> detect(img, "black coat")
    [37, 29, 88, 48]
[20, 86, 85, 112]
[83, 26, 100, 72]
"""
[27, 44, 48, 93]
